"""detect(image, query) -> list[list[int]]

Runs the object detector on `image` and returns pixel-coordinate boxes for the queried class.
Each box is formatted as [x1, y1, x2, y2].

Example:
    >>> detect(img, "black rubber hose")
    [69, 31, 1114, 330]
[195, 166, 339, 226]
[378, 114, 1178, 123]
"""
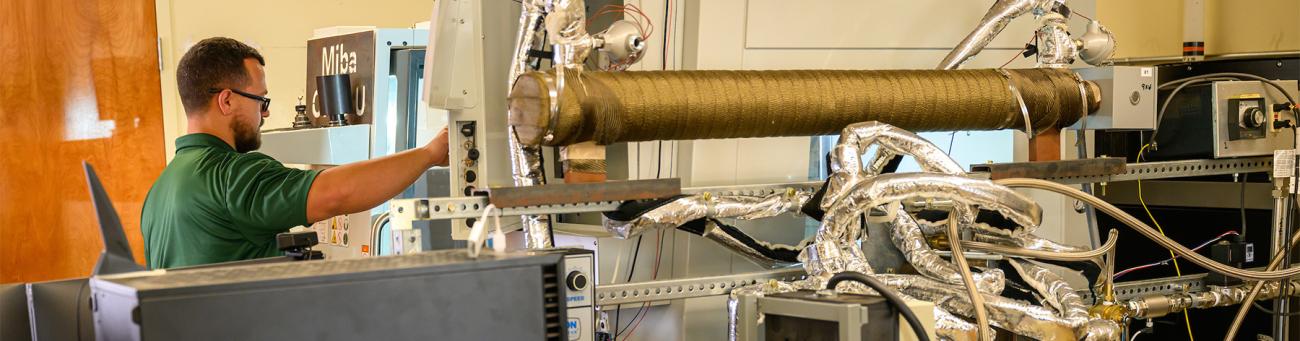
[827, 271, 932, 341]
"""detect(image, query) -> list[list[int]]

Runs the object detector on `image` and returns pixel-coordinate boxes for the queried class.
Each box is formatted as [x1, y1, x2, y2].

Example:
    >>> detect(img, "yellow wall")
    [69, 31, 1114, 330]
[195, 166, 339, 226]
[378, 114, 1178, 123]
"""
[1098, 0, 1300, 58]
[154, 0, 435, 159]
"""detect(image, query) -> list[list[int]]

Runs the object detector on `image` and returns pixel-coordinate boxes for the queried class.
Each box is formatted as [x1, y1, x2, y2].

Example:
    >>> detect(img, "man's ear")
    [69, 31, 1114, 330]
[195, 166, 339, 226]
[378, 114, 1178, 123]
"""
[214, 90, 235, 117]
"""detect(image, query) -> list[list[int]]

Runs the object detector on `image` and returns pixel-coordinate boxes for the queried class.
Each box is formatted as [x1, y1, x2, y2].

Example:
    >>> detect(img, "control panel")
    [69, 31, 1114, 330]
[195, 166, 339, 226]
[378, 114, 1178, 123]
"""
[1073, 66, 1157, 130]
[562, 250, 595, 341]
[454, 120, 483, 238]
[1212, 80, 1298, 158]
[1228, 96, 1268, 140]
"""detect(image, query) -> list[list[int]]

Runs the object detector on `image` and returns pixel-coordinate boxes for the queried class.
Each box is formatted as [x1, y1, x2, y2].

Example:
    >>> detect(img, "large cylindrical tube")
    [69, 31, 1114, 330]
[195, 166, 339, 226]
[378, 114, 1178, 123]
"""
[508, 68, 1100, 146]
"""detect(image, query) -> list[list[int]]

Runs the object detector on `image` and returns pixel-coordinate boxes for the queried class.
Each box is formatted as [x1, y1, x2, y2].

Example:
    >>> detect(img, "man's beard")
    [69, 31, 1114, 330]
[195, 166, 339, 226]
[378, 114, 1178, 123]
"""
[231, 117, 262, 153]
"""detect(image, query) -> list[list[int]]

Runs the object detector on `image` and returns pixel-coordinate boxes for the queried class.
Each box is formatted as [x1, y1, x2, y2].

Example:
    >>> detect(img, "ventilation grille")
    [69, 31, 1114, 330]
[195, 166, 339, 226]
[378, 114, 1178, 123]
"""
[542, 264, 563, 341]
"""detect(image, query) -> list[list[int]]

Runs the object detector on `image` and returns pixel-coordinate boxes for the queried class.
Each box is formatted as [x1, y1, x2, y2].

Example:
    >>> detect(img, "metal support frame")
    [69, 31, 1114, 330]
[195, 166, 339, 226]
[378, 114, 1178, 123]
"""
[595, 268, 806, 306]
[1079, 273, 1208, 303]
[1000, 156, 1273, 184]
[386, 156, 1282, 326]
[392, 157, 1270, 226]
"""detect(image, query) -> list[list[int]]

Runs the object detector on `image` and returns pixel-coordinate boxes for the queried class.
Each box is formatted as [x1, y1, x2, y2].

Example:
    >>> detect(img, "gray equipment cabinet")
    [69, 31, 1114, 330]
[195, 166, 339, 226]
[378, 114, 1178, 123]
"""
[91, 248, 594, 341]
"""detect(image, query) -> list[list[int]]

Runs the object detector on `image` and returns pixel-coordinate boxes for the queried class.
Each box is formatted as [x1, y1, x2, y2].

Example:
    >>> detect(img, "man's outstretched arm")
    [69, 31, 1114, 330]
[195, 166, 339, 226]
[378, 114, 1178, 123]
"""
[305, 127, 449, 223]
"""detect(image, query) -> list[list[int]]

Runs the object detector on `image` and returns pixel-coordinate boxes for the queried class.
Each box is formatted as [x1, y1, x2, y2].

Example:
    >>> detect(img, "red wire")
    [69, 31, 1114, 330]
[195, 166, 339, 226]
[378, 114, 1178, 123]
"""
[1112, 230, 1240, 279]
[1000, 33, 1036, 69]
[622, 229, 664, 339]
[1073, 10, 1094, 22]
[620, 3, 673, 336]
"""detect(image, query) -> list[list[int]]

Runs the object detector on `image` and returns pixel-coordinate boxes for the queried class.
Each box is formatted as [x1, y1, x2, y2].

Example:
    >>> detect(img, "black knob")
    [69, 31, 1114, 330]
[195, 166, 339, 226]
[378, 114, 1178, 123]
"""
[566, 271, 588, 291]
[465, 170, 477, 183]
[1241, 107, 1266, 129]
[467, 148, 480, 161]
[460, 122, 476, 137]
[463, 185, 476, 196]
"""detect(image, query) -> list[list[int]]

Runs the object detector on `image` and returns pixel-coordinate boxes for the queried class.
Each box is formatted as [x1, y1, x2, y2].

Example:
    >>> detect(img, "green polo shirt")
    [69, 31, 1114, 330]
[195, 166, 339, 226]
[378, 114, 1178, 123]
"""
[142, 133, 321, 269]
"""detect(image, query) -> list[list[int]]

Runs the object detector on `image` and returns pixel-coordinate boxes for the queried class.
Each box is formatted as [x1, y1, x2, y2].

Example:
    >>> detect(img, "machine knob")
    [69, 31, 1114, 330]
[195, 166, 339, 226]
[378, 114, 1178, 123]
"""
[1241, 107, 1266, 129]
[566, 271, 588, 291]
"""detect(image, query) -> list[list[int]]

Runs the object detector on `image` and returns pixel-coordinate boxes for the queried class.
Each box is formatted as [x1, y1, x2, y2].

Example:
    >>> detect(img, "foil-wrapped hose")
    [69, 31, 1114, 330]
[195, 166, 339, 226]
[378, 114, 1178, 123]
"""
[1007, 260, 1116, 337]
[938, 0, 1053, 70]
[890, 208, 1005, 294]
[969, 230, 1095, 256]
[818, 173, 1042, 247]
[602, 191, 813, 266]
[874, 274, 1117, 340]
[508, 69, 1099, 146]
[933, 308, 990, 341]
[1034, 12, 1077, 67]
[798, 240, 876, 279]
[823, 122, 966, 212]
[603, 191, 812, 238]
[508, 1, 545, 88]
[695, 219, 807, 267]
[505, 1, 554, 249]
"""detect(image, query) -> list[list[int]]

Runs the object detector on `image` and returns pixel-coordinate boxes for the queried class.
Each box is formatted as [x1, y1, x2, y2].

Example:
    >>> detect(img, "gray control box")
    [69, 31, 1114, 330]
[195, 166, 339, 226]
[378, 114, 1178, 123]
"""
[562, 252, 595, 341]
[1072, 66, 1158, 130]
[1212, 80, 1298, 158]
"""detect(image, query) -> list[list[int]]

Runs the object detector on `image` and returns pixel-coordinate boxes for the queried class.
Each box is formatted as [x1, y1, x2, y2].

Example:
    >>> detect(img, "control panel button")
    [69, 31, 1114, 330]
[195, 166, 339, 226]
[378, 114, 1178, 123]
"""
[566, 271, 588, 291]
[1241, 106, 1266, 129]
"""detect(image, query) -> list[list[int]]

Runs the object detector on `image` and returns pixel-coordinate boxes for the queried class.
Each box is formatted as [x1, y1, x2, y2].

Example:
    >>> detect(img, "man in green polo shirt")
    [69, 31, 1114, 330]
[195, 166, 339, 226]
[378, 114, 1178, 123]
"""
[142, 37, 449, 269]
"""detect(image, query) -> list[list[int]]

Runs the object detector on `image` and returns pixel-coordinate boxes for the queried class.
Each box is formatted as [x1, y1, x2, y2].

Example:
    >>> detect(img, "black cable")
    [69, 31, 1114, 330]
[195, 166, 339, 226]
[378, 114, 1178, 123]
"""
[826, 271, 931, 341]
[613, 235, 644, 340]
[618, 16, 674, 331]
[1150, 73, 1299, 149]
[662, 0, 671, 71]
[946, 132, 957, 154]
[619, 139, 668, 339]
[1241, 172, 1248, 239]
[655, 141, 664, 179]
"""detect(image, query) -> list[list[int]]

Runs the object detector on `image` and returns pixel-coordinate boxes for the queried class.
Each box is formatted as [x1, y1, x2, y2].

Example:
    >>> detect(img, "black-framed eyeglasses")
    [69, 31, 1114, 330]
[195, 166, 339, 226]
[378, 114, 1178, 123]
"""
[208, 88, 271, 112]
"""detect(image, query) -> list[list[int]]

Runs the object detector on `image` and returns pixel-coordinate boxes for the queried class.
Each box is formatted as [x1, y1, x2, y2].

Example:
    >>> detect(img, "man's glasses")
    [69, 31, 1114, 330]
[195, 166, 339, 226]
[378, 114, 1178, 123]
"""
[208, 88, 271, 112]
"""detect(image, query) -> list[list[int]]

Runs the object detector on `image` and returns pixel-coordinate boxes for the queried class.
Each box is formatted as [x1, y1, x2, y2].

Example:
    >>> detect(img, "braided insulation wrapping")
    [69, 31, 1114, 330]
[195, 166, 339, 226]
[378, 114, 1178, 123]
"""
[562, 159, 607, 173]
[509, 68, 1093, 146]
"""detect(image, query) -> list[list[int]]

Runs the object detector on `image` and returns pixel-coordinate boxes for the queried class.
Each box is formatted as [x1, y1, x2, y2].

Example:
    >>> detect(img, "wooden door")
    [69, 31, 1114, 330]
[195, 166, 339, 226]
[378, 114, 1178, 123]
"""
[0, 0, 165, 283]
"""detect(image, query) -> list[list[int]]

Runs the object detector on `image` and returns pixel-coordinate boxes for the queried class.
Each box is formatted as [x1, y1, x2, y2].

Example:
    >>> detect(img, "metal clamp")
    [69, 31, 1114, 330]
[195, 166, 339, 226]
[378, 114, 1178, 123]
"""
[538, 72, 561, 144]
[997, 69, 1034, 134]
[1069, 71, 1090, 134]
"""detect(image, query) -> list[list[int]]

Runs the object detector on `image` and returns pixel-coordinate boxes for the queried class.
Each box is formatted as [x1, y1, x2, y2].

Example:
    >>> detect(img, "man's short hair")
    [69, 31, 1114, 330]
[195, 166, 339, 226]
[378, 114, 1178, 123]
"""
[176, 37, 265, 113]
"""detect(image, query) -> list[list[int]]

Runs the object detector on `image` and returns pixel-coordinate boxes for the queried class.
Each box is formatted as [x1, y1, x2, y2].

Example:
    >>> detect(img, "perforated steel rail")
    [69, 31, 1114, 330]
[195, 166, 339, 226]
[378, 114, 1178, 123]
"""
[595, 268, 807, 306]
[1079, 274, 1208, 303]
[1043, 156, 1272, 184]
[389, 181, 824, 221]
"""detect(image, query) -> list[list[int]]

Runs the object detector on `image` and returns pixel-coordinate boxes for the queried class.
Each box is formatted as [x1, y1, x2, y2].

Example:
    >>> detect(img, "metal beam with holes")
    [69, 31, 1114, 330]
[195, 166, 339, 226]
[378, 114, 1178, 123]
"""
[1033, 156, 1273, 184]
[594, 268, 807, 306]
[1078, 273, 1208, 303]
[388, 181, 825, 221]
